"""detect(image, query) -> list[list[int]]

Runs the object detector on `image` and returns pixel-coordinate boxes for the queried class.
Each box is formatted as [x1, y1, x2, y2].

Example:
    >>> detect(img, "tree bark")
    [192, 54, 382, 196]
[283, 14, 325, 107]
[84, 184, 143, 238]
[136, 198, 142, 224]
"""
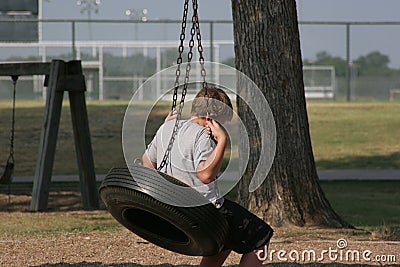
[231, 0, 351, 228]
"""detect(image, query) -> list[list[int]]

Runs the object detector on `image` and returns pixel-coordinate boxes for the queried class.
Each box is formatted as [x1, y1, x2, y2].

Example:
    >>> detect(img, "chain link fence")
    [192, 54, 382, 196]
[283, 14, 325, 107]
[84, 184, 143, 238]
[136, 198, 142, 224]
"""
[0, 19, 399, 101]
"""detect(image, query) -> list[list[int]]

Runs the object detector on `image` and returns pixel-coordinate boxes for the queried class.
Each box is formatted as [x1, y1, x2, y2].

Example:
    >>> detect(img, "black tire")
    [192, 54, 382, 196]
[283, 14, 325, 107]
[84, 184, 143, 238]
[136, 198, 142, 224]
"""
[99, 166, 229, 256]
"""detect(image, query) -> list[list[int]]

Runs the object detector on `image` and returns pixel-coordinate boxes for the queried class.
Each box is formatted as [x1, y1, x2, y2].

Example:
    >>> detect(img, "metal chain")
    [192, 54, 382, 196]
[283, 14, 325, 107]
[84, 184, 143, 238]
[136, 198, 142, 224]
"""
[192, 0, 207, 91]
[191, 0, 209, 115]
[158, 0, 196, 171]
[172, 0, 190, 111]
[158, 0, 207, 172]
[8, 75, 18, 163]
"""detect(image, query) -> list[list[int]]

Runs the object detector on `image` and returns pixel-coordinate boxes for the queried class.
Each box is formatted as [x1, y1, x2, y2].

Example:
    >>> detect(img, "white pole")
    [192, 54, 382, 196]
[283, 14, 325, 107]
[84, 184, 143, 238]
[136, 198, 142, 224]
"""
[122, 46, 127, 58]
[38, 0, 43, 99]
[38, 0, 43, 43]
[99, 46, 104, 100]
[156, 46, 161, 97]
[331, 66, 336, 98]
[215, 45, 220, 86]
[41, 46, 47, 100]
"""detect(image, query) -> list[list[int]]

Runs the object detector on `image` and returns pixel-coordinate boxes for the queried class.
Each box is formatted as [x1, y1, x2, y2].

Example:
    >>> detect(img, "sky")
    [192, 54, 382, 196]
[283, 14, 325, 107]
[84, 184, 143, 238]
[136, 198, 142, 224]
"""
[42, 0, 400, 22]
[298, 0, 400, 68]
[25, 0, 400, 68]
[298, 0, 400, 22]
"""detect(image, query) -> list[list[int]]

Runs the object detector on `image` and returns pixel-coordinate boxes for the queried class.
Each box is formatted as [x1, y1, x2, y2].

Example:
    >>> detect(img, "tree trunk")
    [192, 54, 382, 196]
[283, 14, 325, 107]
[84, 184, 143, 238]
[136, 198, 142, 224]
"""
[231, 0, 351, 228]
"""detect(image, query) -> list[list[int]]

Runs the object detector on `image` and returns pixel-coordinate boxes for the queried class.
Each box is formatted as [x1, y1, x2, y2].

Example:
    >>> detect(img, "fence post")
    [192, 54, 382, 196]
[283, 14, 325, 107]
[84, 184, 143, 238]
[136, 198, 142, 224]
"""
[210, 21, 214, 80]
[346, 23, 351, 101]
[72, 21, 77, 60]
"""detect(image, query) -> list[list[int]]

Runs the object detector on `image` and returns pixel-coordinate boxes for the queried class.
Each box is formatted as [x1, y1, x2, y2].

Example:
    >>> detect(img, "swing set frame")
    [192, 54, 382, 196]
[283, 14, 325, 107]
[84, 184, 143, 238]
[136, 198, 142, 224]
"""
[0, 60, 99, 211]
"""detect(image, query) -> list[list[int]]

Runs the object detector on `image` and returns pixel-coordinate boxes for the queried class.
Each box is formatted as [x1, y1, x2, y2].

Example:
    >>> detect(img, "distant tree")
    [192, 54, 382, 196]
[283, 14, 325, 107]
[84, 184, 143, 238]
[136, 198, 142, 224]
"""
[353, 51, 397, 76]
[6, 55, 41, 62]
[159, 48, 179, 68]
[103, 52, 156, 76]
[304, 51, 347, 76]
[354, 51, 389, 69]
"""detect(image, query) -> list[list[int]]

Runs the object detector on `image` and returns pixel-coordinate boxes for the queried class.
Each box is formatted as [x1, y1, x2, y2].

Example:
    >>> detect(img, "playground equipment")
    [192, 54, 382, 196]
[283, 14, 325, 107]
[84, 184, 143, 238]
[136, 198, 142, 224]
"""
[0, 60, 99, 211]
[99, 0, 232, 256]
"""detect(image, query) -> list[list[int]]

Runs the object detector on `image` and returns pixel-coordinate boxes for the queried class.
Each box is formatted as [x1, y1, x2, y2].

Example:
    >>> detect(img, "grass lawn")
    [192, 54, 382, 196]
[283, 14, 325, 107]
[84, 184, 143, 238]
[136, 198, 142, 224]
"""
[308, 101, 400, 169]
[0, 211, 118, 236]
[320, 180, 400, 240]
[0, 100, 399, 176]
[0, 100, 399, 239]
[0, 180, 399, 240]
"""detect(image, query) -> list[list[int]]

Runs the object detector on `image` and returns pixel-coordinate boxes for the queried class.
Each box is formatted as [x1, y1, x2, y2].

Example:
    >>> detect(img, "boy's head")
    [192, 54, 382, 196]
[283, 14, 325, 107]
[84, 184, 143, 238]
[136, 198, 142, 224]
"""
[191, 86, 233, 123]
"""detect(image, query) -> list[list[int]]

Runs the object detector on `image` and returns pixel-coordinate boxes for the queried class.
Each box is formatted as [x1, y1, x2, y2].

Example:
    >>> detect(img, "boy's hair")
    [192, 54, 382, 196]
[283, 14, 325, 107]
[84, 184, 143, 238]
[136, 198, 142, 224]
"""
[191, 86, 233, 123]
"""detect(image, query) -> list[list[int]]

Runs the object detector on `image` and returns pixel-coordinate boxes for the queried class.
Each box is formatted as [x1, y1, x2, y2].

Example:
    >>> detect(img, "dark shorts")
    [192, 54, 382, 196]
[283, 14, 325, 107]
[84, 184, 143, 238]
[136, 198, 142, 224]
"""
[218, 199, 274, 254]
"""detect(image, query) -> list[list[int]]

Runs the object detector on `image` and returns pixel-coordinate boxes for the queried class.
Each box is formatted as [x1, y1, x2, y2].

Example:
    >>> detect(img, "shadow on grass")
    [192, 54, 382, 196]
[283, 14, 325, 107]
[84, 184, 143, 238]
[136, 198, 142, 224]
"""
[32, 263, 399, 267]
[317, 152, 400, 169]
[0, 190, 86, 212]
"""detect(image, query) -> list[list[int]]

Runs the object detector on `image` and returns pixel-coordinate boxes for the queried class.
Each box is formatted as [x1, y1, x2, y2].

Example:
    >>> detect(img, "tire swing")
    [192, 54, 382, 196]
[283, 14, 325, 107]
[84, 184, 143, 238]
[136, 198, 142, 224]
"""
[99, 0, 229, 256]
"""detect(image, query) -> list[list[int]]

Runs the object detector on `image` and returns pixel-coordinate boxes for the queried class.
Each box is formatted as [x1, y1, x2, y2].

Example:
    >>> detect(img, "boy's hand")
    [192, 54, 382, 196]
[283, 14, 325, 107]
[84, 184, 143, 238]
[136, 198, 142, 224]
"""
[205, 119, 226, 144]
[165, 110, 178, 122]
[198, 118, 227, 184]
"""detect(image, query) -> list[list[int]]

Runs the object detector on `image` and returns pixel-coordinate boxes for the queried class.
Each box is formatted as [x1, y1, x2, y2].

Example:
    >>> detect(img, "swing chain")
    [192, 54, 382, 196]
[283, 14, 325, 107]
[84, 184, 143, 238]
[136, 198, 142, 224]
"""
[192, 0, 207, 90]
[191, 0, 209, 115]
[172, 0, 190, 111]
[179, 0, 199, 104]
[8, 75, 18, 163]
[158, 0, 204, 172]
[171, 0, 206, 111]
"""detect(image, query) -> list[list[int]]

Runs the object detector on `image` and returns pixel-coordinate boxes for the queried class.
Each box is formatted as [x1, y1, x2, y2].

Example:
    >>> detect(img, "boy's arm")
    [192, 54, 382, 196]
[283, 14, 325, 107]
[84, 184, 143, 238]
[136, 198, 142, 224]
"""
[142, 152, 157, 169]
[165, 110, 178, 122]
[197, 120, 227, 184]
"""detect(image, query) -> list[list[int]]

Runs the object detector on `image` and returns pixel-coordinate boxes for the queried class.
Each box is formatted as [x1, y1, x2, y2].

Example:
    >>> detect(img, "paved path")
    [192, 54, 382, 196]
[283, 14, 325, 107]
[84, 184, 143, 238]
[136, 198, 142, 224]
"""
[11, 169, 400, 183]
[318, 169, 400, 180]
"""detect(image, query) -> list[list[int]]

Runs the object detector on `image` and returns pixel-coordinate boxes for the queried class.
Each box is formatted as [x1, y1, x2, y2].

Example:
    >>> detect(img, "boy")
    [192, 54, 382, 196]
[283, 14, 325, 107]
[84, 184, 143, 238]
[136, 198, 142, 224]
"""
[142, 87, 273, 267]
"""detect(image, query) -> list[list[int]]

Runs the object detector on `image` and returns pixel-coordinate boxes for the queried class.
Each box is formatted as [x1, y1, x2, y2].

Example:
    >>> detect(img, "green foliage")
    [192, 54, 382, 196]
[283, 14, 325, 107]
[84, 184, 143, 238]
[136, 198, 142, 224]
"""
[5, 55, 41, 61]
[103, 52, 155, 76]
[304, 51, 347, 76]
[354, 51, 389, 69]
[304, 50, 400, 77]
[102, 49, 178, 76]
[228, 50, 400, 78]
[160, 48, 180, 68]
[353, 51, 399, 77]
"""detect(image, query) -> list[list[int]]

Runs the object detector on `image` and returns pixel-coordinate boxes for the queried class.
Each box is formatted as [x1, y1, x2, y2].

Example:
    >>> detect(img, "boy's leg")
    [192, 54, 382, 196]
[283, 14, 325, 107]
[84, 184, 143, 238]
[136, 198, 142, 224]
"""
[239, 241, 270, 267]
[239, 251, 263, 267]
[200, 250, 231, 267]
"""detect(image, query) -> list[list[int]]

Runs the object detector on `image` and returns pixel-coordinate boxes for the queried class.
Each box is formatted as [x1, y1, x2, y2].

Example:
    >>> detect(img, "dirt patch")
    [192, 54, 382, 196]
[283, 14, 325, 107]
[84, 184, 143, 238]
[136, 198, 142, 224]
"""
[0, 192, 399, 266]
[1, 230, 399, 266]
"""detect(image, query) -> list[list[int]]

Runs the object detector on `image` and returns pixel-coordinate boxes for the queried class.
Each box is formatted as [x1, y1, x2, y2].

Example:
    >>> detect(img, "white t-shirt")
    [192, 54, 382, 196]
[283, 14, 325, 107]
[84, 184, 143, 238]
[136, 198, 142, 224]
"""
[146, 119, 222, 205]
